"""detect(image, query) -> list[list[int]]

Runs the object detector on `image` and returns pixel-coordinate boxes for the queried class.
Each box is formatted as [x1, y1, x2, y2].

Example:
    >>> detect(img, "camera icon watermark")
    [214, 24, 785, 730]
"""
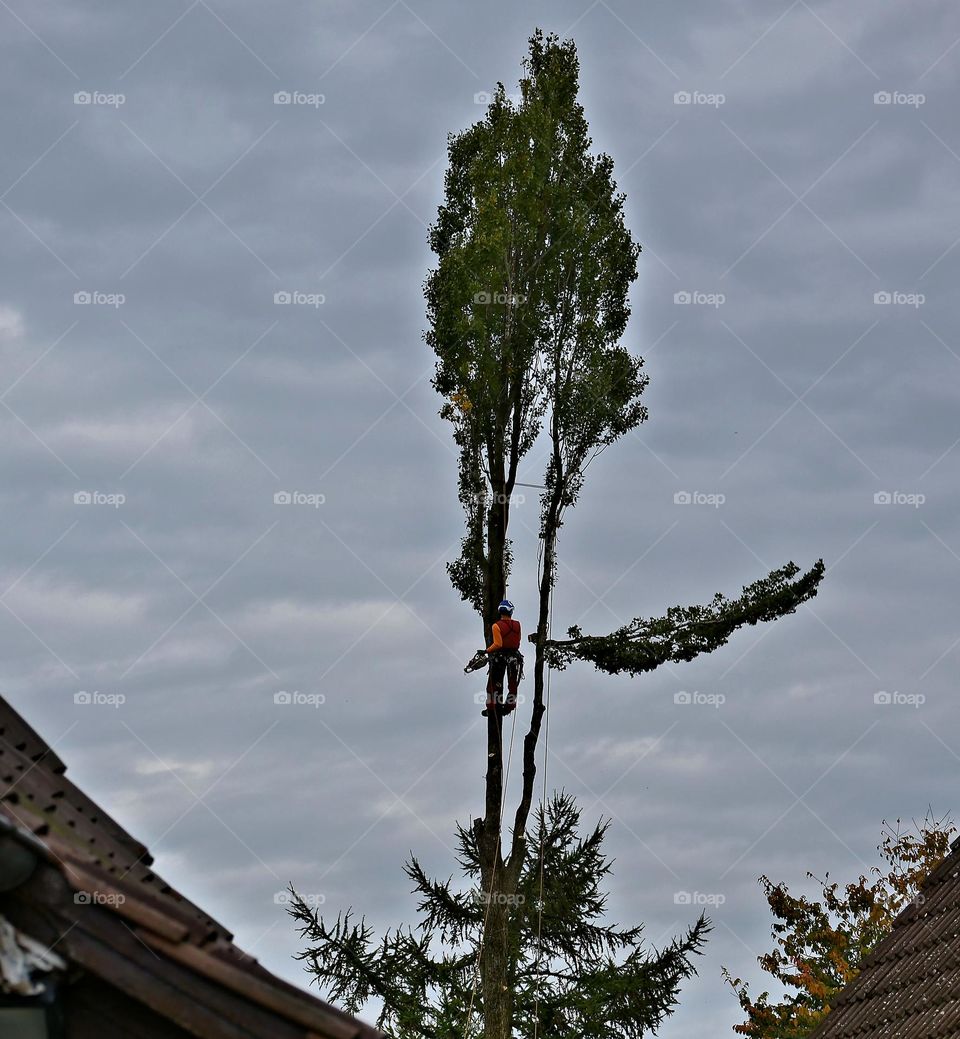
[74, 290, 125, 308]
[273, 90, 325, 108]
[75, 690, 126, 708]
[274, 290, 325, 307]
[274, 890, 325, 906]
[471, 889, 525, 906]
[674, 890, 725, 906]
[473, 690, 526, 706]
[273, 690, 326, 708]
[469, 490, 525, 506]
[873, 290, 924, 308]
[273, 490, 325, 508]
[74, 90, 125, 107]
[873, 90, 925, 108]
[673, 290, 725, 308]
[673, 490, 725, 508]
[674, 90, 725, 107]
[873, 491, 924, 508]
[874, 690, 925, 708]
[473, 89, 522, 105]
[74, 890, 126, 906]
[473, 290, 527, 305]
[74, 490, 125, 508]
[673, 690, 725, 708]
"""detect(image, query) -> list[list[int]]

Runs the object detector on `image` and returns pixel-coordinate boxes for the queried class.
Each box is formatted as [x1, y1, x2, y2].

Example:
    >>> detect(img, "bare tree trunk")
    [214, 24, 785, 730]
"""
[483, 465, 520, 633]
[480, 901, 514, 1039]
[484, 491, 507, 636]
[476, 404, 529, 1038]
[477, 704, 522, 1039]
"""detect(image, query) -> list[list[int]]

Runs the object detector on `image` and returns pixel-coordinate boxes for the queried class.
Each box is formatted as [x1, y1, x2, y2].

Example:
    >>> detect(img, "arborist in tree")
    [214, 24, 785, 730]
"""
[482, 599, 522, 717]
[463, 599, 524, 715]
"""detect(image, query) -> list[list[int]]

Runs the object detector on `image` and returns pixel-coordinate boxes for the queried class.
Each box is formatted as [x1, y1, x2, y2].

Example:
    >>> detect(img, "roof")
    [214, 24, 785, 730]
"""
[811, 838, 960, 1039]
[0, 695, 382, 1039]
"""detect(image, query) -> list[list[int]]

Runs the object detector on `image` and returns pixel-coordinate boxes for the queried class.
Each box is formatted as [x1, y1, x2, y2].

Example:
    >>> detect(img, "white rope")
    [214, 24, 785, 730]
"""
[531, 590, 553, 1039]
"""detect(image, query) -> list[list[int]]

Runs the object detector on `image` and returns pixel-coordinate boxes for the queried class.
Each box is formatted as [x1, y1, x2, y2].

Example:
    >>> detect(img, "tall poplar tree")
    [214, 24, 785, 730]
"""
[291, 30, 824, 1039]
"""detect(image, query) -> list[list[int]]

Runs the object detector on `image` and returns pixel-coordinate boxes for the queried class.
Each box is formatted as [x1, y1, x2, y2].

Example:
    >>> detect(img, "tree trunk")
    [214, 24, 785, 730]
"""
[509, 451, 563, 865]
[483, 466, 517, 635]
[480, 901, 513, 1039]
[478, 709, 519, 1039]
[484, 494, 506, 638]
[476, 431, 524, 1038]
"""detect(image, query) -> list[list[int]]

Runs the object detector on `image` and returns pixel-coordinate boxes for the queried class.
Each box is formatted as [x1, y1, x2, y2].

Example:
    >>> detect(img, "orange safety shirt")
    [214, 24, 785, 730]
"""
[487, 616, 521, 653]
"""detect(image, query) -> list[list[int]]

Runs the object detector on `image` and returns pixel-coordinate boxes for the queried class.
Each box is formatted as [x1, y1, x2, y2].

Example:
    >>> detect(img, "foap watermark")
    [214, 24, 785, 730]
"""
[75, 690, 125, 708]
[874, 290, 924, 308]
[273, 90, 325, 108]
[674, 90, 725, 107]
[674, 690, 725, 708]
[274, 890, 325, 907]
[470, 491, 525, 506]
[474, 90, 523, 105]
[471, 889, 526, 906]
[473, 691, 526, 707]
[873, 491, 924, 508]
[874, 690, 925, 708]
[274, 290, 325, 308]
[473, 291, 526, 305]
[674, 890, 725, 906]
[74, 290, 125, 308]
[674, 491, 725, 508]
[74, 90, 125, 108]
[74, 490, 125, 508]
[74, 890, 126, 906]
[674, 290, 725, 308]
[274, 690, 326, 708]
[274, 491, 325, 508]
[874, 90, 925, 108]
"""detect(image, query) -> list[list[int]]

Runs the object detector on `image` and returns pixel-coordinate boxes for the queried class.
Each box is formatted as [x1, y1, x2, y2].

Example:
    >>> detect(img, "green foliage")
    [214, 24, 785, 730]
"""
[289, 793, 709, 1039]
[723, 813, 954, 1037]
[424, 29, 641, 616]
[425, 28, 824, 663]
[546, 561, 826, 676]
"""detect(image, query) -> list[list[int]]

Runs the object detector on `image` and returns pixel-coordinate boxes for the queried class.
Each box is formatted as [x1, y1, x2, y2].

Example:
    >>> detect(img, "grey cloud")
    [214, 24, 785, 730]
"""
[2, 1, 959, 1036]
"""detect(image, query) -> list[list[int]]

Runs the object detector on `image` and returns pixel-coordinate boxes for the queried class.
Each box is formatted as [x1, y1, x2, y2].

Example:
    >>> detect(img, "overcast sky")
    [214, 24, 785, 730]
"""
[1, 1, 958, 1034]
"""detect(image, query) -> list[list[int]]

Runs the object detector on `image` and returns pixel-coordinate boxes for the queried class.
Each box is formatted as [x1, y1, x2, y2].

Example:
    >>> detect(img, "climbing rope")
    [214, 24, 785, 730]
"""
[531, 592, 553, 1039]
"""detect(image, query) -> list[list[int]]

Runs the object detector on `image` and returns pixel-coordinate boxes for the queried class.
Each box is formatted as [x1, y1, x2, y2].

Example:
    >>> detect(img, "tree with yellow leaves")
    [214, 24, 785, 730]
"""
[723, 813, 954, 1037]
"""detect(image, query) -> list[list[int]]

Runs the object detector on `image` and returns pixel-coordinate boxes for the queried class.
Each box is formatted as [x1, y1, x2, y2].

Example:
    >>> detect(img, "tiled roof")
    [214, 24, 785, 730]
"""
[812, 840, 960, 1039]
[0, 695, 382, 1039]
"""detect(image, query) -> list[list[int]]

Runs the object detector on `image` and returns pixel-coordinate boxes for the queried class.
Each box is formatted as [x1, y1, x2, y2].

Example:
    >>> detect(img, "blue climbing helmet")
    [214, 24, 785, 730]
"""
[498, 599, 514, 615]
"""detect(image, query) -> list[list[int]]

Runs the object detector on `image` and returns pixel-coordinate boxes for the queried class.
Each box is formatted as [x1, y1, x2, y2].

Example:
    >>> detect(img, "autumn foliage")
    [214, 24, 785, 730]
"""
[723, 814, 954, 1038]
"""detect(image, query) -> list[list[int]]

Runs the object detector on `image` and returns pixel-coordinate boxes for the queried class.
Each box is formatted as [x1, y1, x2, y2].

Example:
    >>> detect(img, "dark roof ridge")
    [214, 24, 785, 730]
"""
[0, 695, 384, 1039]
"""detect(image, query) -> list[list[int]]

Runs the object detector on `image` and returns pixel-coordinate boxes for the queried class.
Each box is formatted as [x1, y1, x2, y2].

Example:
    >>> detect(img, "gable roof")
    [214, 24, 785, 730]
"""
[811, 838, 960, 1039]
[0, 695, 382, 1039]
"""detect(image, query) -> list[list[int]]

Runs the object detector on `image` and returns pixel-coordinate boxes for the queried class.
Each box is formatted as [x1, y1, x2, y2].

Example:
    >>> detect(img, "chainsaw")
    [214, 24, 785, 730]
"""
[463, 650, 488, 674]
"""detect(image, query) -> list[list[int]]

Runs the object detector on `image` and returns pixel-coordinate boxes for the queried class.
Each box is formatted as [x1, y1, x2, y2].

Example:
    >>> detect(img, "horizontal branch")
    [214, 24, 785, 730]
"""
[543, 560, 825, 677]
